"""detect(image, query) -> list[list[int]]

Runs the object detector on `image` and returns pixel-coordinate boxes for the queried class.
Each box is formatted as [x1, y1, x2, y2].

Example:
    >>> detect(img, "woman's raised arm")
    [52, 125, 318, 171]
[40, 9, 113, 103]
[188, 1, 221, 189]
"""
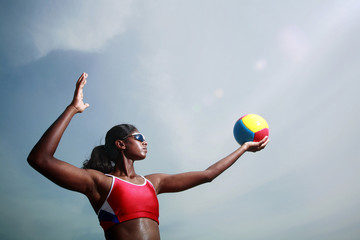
[27, 73, 97, 195]
[147, 137, 269, 194]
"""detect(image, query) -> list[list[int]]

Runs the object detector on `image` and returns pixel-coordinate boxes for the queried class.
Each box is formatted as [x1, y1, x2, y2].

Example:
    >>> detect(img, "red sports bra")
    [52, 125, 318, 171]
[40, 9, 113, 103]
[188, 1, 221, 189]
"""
[97, 174, 159, 231]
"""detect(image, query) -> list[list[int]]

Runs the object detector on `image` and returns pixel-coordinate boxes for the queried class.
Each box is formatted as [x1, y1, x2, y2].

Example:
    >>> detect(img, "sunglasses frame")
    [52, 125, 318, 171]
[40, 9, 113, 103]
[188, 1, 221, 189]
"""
[122, 133, 146, 142]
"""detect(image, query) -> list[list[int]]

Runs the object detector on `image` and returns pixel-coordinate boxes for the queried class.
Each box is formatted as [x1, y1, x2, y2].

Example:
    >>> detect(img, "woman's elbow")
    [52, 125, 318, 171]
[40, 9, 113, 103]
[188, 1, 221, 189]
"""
[27, 151, 47, 169]
[27, 153, 39, 168]
[203, 170, 217, 183]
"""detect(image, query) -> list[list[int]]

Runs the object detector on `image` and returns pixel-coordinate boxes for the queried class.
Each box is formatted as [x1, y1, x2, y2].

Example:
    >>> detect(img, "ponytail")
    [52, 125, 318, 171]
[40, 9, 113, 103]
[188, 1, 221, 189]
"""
[82, 145, 114, 173]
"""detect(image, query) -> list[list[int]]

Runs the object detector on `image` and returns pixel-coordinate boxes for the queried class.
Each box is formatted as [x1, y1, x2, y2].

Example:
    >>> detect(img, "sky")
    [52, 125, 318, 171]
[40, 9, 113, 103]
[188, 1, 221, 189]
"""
[1, 0, 360, 239]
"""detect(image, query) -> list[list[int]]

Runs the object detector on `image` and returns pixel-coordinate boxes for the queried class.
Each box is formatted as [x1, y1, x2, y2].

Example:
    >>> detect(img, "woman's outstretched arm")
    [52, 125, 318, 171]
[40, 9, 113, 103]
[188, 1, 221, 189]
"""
[27, 73, 97, 194]
[147, 137, 269, 194]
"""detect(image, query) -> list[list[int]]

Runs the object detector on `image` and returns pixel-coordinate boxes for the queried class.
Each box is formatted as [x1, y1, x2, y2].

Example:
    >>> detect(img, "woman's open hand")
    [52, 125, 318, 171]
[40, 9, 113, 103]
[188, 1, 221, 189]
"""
[243, 136, 269, 152]
[70, 73, 90, 113]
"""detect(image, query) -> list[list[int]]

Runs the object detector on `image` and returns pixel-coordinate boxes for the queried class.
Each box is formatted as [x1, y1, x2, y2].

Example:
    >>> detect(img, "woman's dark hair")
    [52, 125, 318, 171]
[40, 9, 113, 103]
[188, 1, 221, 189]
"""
[82, 124, 137, 173]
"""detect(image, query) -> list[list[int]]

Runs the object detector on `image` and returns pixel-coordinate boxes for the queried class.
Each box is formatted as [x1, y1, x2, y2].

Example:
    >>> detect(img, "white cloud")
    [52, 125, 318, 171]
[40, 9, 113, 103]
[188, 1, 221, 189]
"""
[29, 0, 134, 59]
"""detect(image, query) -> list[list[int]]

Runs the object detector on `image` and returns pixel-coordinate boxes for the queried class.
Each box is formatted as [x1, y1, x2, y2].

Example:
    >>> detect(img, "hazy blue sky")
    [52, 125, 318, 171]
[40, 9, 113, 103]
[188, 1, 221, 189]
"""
[1, 0, 360, 239]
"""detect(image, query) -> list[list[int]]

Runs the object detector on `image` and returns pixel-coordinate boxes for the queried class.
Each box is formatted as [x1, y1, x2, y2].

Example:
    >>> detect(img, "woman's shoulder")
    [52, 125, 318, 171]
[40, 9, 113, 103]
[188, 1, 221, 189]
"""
[144, 173, 168, 193]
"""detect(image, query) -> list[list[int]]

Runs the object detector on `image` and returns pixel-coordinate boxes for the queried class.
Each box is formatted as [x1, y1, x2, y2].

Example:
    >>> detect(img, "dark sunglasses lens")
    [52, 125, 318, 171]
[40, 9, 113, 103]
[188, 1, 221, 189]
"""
[134, 134, 145, 142]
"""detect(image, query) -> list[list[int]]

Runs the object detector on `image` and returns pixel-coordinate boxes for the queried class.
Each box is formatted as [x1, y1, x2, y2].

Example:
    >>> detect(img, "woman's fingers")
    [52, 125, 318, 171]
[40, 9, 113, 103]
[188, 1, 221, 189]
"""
[259, 137, 269, 150]
[76, 73, 87, 87]
[70, 73, 89, 113]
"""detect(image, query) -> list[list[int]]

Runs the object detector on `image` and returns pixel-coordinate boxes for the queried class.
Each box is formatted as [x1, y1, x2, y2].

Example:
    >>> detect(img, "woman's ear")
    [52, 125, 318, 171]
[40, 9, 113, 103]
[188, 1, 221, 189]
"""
[115, 140, 126, 150]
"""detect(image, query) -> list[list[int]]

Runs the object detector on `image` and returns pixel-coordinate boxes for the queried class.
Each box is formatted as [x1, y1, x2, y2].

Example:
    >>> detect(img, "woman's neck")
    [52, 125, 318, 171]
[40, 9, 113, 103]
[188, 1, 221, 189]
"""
[112, 157, 137, 178]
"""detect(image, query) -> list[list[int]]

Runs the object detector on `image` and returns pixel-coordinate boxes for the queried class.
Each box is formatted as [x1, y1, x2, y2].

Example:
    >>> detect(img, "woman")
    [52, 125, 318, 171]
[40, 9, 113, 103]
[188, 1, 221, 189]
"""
[28, 73, 269, 240]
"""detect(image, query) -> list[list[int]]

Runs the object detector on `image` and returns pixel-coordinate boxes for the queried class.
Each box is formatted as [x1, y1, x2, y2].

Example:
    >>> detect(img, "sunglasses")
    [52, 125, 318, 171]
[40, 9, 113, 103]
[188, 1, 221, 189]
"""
[122, 133, 146, 142]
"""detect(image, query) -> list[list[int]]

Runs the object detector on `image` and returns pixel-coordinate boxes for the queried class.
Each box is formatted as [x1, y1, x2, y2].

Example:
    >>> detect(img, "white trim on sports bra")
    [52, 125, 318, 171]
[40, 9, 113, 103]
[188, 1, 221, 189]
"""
[105, 174, 147, 186]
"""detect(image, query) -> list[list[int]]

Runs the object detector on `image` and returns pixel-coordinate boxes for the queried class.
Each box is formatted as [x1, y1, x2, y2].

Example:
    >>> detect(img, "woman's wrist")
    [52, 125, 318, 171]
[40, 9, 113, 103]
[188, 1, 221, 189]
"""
[67, 104, 80, 114]
[239, 143, 249, 152]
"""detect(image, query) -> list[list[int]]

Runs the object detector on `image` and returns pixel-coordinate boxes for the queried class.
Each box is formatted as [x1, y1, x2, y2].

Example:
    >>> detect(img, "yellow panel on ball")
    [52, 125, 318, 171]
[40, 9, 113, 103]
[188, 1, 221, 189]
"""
[242, 114, 269, 132]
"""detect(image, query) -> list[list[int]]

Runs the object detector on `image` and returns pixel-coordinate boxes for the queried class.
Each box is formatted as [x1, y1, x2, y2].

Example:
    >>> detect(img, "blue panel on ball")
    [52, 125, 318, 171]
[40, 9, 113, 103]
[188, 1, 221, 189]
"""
[233, 119, 255, 145]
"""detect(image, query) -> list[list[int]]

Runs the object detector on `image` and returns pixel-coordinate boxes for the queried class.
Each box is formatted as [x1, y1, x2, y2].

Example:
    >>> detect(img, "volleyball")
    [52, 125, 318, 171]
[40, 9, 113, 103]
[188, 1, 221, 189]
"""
[233, 114, 269, 145]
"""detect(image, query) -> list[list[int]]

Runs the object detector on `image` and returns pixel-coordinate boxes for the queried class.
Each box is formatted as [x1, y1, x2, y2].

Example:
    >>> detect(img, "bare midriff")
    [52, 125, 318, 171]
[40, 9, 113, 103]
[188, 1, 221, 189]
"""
[105, 218, 160, 240]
